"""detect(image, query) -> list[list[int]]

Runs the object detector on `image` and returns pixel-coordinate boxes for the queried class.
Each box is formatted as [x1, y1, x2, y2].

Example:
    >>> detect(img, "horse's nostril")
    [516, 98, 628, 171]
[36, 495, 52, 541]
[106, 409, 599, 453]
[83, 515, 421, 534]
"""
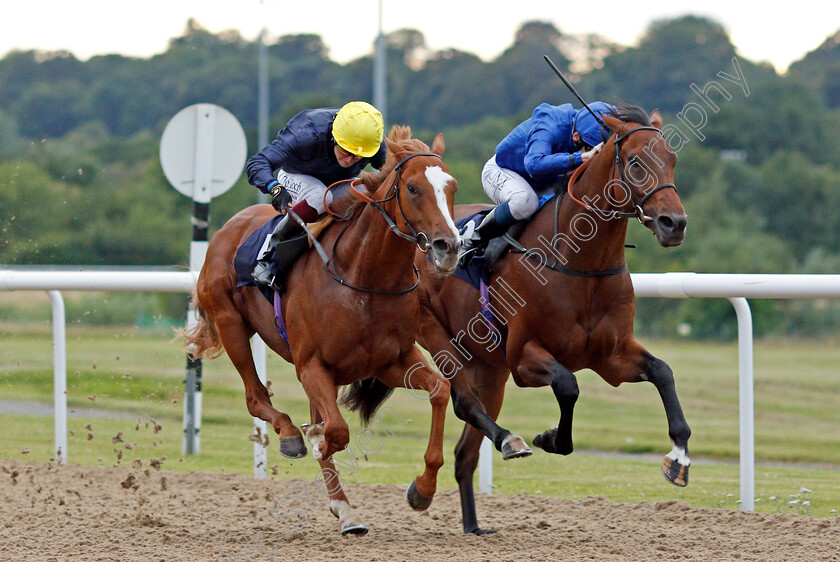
[432, 239, 452, 254]
[657, 215, 675, 230]
[656, 214, 688, 236]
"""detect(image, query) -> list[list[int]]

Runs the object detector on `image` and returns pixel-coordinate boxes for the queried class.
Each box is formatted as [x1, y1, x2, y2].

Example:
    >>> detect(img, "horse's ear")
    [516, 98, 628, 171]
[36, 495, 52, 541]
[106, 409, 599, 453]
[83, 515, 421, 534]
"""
[650, 109, 663, 129]
[602, 114, 626, 136]
[431, 133, 445, 157]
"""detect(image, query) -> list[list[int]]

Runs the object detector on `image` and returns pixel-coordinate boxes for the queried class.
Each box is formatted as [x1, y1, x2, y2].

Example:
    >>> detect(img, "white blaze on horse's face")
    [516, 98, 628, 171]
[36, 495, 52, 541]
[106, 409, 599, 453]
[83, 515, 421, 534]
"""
[424, 165, 459, 239]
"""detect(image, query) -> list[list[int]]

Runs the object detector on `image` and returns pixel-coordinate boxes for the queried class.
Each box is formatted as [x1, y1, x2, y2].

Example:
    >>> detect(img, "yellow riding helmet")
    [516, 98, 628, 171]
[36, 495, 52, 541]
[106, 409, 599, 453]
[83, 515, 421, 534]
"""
[332, 101, 384, 158]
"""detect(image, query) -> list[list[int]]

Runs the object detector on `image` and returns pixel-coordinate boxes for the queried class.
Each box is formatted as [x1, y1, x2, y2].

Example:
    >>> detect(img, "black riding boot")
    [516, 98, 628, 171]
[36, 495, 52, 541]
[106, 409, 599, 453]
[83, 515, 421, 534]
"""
[252, 214, 307, 291]
[458, 206, 516, 267]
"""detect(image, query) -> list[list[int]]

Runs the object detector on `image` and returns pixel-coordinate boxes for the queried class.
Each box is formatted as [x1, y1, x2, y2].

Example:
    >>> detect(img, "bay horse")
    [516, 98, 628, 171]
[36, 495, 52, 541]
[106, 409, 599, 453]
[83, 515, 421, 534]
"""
[413, 105, 690, 533]
[180, 126, 461, 535]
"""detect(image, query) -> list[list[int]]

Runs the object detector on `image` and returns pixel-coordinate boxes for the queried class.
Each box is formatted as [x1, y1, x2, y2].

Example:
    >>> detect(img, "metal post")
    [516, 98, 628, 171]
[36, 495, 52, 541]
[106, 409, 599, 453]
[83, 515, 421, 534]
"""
[253, 340, 268, 478]
[729, 297, 755, 511]
[478, 436, 493, 494]
[48, 290, 67, 465]
[183, 105, 214, 455]
[251, 20, 272, 478]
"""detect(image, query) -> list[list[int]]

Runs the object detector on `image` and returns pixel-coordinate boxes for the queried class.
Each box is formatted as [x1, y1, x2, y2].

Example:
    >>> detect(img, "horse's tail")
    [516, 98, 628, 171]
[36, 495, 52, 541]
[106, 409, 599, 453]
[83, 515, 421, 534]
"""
[174, 291, 226, 360]
[339, 378, 394, 425]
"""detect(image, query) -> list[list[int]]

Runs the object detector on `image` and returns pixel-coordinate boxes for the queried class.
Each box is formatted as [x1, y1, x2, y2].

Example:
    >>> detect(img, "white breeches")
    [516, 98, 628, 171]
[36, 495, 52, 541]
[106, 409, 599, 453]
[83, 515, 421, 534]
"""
[480, 156, 539, 220]
[276, 169, 335, 215]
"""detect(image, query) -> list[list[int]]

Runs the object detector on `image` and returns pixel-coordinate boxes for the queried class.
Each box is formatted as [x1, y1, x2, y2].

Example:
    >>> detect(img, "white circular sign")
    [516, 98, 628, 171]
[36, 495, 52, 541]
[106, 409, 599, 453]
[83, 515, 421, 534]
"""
[160, 103, 247, 201]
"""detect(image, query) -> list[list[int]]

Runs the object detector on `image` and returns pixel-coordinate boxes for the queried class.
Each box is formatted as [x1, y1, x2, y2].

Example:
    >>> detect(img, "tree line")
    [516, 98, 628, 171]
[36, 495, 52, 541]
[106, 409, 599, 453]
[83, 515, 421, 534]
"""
[2, 15, 839, 338]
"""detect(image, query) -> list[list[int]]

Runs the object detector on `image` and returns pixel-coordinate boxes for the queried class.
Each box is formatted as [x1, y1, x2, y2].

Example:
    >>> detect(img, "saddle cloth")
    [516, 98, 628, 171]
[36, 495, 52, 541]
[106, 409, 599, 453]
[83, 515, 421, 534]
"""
[234, 213, 336, 303]
[234, 214, 285, 303]
[452, 193, 557, 292]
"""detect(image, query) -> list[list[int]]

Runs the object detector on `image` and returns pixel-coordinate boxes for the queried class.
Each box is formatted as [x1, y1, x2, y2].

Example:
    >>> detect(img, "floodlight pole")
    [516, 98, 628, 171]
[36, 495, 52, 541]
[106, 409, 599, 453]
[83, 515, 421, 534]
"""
[373, 0, 387, 123]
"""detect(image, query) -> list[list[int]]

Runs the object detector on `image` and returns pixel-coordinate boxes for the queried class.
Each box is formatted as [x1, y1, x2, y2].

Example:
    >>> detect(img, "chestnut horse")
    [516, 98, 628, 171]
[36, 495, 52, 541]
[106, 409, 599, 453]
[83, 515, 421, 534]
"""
[413, 106, 690, 533]
[180, 126, 460, 535]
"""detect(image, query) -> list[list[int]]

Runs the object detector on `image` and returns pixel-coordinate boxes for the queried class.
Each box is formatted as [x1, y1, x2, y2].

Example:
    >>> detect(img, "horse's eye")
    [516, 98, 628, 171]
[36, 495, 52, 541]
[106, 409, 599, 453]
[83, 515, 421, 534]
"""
[407, 184, 417, 194]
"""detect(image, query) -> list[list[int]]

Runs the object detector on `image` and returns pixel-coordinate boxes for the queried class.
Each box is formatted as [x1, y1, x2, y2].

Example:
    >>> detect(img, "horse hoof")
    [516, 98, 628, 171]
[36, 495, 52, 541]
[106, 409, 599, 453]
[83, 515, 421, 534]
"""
[661, 456, 689, 487]
[532, 427, 557, 450]
[501, 434, 532, 460]
[341, 523, 369, 536]
[469, 528, 497, 536]
[406, 480, 434, 511]
[532, 427, 572, 454]
[278, 435, 307, 459]
[330, 499, 368, 536]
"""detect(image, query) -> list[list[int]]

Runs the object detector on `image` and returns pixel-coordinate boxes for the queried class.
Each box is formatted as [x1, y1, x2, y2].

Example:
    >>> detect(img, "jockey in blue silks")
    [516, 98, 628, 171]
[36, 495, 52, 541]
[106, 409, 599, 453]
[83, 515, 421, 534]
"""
[459, 101, 615, 265]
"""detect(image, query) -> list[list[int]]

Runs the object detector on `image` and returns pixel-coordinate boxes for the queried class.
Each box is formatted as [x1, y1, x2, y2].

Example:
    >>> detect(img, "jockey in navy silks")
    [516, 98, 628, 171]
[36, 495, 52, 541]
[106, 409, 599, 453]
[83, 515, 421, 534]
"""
[245, 101, 387, 290]
[459, 101, 615, 265]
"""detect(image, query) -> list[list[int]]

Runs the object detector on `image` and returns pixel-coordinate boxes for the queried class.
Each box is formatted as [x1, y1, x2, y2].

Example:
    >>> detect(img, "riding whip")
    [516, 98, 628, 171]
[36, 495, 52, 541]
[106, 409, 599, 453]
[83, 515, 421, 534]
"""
[543, 55, 609, 130]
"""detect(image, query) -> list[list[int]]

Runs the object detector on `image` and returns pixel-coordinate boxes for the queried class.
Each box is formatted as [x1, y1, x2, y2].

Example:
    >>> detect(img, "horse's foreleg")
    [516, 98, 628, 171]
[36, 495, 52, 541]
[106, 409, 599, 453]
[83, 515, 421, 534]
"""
[308, 413, 369, 536]
[378, 346, 450, 511]
[641, 351, 691, 486]
[210, 309, 305, 458]
[297, 360, 348, 460]
[513, 340, 579, 455]
[599, 343, 692, 487]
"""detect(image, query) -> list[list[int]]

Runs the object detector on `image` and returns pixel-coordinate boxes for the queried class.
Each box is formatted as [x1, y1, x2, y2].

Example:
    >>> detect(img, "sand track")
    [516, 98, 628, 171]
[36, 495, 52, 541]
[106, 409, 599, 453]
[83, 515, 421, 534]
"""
[1, 459, 838, 561]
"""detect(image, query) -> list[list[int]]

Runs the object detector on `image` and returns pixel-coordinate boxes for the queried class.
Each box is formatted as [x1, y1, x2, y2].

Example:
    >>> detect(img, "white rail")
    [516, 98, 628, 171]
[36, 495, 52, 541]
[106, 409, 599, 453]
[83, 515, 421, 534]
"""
[3, 270, 840, 510]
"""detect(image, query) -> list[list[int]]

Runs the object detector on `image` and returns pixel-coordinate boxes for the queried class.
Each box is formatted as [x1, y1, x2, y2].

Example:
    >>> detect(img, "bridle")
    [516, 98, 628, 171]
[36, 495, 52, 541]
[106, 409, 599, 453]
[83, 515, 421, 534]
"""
[321, 151, 444, 294]
[509, 125, 677, 278]
[567, 125, 677, 224]
[347, 152, 443, 253]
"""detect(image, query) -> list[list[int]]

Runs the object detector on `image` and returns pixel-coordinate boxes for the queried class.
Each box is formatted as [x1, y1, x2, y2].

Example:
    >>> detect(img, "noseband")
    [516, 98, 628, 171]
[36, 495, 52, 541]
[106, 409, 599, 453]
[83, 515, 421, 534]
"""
[568, 126, 677, 224]
[321, 151, 443, 295]
[350, 152, 443, 253]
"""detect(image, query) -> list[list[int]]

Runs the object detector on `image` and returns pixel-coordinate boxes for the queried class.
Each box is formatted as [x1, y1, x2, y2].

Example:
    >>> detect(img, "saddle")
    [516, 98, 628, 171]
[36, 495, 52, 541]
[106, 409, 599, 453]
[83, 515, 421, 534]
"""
[452, 196, 552, 292]
[234, 214, 334, 303]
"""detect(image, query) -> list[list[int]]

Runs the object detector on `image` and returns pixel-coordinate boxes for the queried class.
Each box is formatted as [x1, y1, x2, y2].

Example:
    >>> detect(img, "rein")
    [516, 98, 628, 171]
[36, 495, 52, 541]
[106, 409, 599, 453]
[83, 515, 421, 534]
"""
[568, 125, 677, 224]
[506, 195, 628, 277]
[320, 151, 442, 295]
[358, 152, 442, 252]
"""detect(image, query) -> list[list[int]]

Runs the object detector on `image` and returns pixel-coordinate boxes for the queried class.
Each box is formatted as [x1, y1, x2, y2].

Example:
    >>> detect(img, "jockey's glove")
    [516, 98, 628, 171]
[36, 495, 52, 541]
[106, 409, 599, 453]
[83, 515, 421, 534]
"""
[268, 182, 290, 212]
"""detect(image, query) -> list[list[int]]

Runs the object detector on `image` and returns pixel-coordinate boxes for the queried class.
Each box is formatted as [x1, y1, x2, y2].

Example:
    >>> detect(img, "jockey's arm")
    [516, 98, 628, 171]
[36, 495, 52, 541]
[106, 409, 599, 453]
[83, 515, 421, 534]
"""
[246, 137, 294, 194]
[523, 133, 583, 181]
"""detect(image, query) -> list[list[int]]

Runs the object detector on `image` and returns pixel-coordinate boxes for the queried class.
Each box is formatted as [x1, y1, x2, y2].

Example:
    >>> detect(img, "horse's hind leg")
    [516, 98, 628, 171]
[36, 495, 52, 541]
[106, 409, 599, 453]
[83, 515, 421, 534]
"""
[513, 340, 579, 455]
[204, 299, 305, 458]
[378, 346, 450, 511]
[420, 320, 529, 459]
[453, 362, 510, 535]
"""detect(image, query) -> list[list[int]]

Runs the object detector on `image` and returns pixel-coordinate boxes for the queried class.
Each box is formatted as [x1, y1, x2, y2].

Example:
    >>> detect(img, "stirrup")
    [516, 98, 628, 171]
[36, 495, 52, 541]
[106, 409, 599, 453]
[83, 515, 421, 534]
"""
[253, 261, 284, 292]
[458, 243, 484, 268]
[266, 276, 284, 293]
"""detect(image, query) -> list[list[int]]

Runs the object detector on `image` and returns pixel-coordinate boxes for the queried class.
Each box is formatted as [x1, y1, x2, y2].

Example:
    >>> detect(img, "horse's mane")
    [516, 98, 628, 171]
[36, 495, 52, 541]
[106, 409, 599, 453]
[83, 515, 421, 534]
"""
[360, 125, 429, 191]
[608, 102, 651, 127]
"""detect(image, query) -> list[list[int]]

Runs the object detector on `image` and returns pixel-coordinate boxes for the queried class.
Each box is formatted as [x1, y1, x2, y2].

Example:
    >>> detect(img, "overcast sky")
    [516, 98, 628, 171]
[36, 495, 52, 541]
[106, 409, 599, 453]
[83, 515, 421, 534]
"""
[2, 1, 838, 72]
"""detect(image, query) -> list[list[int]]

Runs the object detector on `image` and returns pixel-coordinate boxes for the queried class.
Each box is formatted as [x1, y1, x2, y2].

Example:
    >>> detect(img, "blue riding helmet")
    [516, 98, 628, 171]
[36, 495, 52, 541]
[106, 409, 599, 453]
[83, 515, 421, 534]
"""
[573, 101, 615, 147]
